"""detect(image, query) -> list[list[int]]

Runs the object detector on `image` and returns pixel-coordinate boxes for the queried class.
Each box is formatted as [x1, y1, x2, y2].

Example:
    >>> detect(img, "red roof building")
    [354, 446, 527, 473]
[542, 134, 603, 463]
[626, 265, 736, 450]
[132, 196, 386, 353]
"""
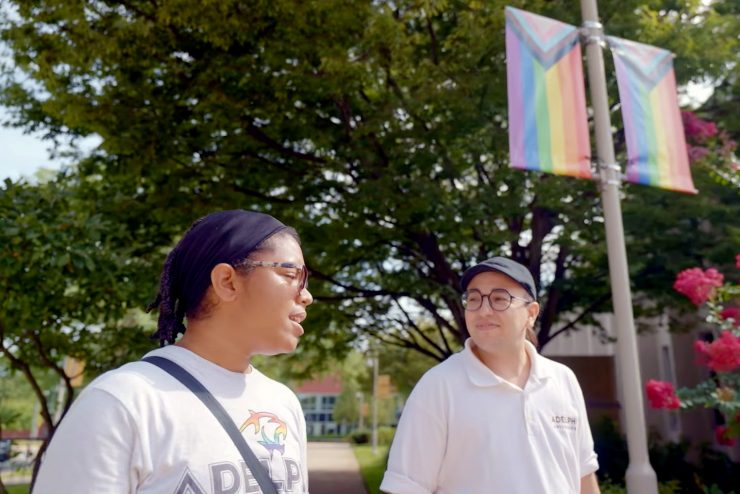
[296, 375, 342, 394]
[295, 375, 348, 437]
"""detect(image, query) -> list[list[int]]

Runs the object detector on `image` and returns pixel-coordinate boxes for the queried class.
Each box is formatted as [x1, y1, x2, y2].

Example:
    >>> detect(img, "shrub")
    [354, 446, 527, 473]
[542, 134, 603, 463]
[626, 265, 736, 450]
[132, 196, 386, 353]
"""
[592, 417, 629, 484]
[377, 426, 396, 446]
[350, 430, 369, 444]
[592, 417, 740, 493]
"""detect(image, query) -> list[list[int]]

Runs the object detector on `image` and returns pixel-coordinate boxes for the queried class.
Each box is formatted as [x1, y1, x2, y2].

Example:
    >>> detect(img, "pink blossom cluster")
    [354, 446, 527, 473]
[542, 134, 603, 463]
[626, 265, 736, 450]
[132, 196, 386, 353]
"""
[645, 380, 681, 409]
[687, 145, 710, 162]
[721, 307, 740, 326]
[694, 332, 740, 373]
[682, 111, 718, 140]
[651, 258, 740, 444]
[673, 267, 724, 305]
[681, 111, 737, 165]
[719, 132, 738, 157]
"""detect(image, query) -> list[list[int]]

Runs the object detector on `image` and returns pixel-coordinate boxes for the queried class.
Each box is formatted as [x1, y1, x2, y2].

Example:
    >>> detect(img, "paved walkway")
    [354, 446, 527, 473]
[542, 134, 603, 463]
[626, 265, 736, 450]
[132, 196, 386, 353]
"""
[308, 441, 367, 494]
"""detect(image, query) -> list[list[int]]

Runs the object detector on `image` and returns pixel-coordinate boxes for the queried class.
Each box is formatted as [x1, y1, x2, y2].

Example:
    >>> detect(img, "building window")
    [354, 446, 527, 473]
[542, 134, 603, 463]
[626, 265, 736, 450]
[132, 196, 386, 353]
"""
[321, 396, 336, 410]
[300, 396, 317, 410]
[305, 412, 335, 423]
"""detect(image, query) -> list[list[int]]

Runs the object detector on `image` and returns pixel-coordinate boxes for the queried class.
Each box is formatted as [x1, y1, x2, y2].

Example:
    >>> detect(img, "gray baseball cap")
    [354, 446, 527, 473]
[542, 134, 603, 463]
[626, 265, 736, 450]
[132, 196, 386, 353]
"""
[460, 256, 537, 300]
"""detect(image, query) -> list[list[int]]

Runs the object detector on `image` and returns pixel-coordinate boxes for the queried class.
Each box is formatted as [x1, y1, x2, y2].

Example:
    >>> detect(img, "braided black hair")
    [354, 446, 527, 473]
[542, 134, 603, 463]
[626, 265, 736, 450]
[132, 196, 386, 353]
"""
[146, 210, 298, 346]
[147, 245, 187, 345]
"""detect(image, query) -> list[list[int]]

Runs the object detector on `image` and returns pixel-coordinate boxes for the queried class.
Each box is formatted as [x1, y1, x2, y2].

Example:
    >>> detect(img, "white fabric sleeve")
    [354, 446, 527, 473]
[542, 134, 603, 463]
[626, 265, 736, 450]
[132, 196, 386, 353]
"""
[571, 372, 599, 477]
[33, 388, 140, 494]
[296, 399, 309, 493]
[380, 384, 446, 494]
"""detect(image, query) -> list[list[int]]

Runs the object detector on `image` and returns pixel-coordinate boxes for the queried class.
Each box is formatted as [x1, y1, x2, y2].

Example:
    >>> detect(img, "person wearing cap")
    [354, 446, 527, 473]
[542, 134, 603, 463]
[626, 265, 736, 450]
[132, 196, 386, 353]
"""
[34, 210, 313, 493]
[380, 256, 600, 494]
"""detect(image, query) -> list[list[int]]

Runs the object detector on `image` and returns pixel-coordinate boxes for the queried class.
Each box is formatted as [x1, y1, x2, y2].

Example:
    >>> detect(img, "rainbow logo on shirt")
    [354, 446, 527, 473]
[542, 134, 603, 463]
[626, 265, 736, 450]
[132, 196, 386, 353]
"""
[239, 410, 288, 457]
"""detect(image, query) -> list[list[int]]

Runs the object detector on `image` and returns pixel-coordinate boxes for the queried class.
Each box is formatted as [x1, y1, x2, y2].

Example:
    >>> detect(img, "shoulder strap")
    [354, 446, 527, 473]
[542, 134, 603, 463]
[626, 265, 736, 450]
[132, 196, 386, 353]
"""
[142, 356, 279, 494]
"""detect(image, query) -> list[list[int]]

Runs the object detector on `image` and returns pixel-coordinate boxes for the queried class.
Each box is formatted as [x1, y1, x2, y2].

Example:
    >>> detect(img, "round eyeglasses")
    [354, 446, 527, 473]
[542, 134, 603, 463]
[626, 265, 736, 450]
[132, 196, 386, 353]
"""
[234, 260, 309, 291]
[462, 288, 532, 312]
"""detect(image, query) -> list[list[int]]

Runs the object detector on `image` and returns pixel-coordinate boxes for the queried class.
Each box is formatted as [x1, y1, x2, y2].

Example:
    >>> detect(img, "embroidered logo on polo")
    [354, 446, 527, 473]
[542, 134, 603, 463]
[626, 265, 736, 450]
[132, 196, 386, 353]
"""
[551, 414, 577, 431]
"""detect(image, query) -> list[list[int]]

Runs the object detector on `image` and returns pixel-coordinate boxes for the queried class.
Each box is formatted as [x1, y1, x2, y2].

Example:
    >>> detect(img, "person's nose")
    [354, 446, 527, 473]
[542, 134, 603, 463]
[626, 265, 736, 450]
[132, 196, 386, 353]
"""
[478, 295, 496, 314]
[298, 286, 314, 307]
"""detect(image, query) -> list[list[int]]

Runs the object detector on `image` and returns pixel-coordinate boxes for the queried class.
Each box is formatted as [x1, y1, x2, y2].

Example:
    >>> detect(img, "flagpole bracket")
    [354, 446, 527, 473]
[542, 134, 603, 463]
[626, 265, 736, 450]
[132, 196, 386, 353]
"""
[580, 21, 606, 47]
[595, 161, 623, 189]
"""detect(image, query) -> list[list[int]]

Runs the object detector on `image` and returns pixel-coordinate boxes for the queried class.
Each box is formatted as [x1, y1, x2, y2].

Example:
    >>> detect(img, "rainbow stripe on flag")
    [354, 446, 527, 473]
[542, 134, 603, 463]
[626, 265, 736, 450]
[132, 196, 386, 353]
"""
[608, 36, 697, 194]
[505, 7, 592, 179]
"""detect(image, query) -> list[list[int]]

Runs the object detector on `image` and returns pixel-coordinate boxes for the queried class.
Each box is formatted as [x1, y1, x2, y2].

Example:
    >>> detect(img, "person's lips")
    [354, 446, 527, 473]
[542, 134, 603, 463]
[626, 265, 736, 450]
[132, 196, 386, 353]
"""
[289, 311, 307, 324]
[475, 321, 500, 330]
[289, 311, 307, 336]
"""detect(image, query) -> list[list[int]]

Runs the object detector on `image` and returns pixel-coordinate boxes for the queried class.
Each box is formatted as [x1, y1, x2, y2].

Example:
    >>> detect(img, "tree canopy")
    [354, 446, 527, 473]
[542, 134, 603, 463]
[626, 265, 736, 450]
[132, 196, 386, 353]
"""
[1, 0, 738, 368]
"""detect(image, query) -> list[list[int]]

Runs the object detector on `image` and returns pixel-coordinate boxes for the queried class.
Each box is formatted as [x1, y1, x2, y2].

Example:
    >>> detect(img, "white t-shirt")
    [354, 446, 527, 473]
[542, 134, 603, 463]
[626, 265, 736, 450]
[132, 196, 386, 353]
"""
[381, 339, 598, 494]
[34, 346, 308, 494]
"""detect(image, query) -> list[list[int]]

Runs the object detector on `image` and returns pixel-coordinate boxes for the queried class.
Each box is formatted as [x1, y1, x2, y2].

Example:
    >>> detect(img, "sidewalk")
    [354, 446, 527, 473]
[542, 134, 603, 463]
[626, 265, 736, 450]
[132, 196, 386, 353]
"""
[308, 441, 367, 494]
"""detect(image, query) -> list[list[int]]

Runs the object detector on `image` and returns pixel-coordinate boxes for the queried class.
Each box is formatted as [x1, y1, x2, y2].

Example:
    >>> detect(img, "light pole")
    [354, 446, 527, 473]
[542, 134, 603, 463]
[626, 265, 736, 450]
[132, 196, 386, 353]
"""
[580, 0, 659, 491]
[356, 391, 365, 431]
[371, 351, 379, 455]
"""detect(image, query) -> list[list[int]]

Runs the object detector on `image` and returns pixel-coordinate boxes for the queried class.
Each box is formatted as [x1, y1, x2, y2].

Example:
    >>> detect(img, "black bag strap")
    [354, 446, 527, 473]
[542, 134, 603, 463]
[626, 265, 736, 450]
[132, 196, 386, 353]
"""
[142, 356, 279, 494]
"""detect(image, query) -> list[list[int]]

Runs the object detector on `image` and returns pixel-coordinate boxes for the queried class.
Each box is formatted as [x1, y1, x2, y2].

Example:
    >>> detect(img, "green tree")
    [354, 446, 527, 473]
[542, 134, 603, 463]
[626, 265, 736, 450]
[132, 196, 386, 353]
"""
[378, 337, 439, 397]
[1, 0, 738, 371]
[0, 368, 23, 434]
[0, 176, 155, 487]
[689, 0, 740, 141]
[0, 365, 58, 435]
[331, 352, 367, 427]
[332, 381, 361, 428]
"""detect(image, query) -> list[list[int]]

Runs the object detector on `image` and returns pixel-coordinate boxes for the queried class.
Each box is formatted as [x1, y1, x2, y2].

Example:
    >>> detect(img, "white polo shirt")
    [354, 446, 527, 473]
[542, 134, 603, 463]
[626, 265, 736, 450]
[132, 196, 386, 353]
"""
[381, 339, 599, 494]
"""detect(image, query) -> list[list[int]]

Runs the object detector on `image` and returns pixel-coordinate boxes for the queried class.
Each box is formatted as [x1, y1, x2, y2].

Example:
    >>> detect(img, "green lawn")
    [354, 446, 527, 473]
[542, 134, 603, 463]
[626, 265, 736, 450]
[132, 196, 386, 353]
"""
[351, 444, 389, 494]
[5, 484, 30, 494]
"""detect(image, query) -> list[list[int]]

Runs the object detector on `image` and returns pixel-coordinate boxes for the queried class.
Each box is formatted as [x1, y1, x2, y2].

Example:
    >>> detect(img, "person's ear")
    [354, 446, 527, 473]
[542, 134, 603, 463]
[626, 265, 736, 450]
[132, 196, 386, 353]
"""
[527, 301, 540, 326]
[210, 263, 240, 302]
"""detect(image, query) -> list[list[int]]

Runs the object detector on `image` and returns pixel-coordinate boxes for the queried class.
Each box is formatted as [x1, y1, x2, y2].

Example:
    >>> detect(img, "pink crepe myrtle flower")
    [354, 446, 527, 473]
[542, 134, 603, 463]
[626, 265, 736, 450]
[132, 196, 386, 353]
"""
[673, 268, 724, 305]
[682, 111, 718, 141]
[720, 307, 740, 327]
[719, 132, 737, 157]
[694, 331, 740, 373]
[687, 144, 710, 163]
[645, 380, 681, 409]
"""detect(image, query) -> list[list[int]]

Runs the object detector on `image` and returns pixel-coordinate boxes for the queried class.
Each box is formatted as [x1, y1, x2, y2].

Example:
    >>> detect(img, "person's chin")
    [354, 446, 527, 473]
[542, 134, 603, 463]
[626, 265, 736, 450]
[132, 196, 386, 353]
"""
[471, 329, 501, 343]
[470, 334, 503, 352]
[272, 333, 301, 355]
[283, 333, 301, 352]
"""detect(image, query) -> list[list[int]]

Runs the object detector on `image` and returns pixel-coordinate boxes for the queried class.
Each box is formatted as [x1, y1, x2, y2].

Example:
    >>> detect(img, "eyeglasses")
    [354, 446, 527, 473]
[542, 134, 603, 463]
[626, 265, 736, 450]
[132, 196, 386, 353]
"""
[234, 260, 309, 291]
[462, 288, 532, 312]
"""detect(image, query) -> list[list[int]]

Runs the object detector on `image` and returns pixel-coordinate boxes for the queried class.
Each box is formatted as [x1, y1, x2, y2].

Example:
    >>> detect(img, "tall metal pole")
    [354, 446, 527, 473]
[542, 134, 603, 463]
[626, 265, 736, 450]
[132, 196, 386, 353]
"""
[371, 352, 379, 455]
[580, 0, 659, 492]
[357, 391, 365, 431]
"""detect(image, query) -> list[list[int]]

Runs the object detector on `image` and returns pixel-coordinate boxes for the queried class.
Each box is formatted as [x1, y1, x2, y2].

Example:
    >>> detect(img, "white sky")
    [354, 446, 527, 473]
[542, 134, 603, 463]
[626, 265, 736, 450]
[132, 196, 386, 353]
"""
[0, 112, 59, 182]
[0, 105, 101, 182]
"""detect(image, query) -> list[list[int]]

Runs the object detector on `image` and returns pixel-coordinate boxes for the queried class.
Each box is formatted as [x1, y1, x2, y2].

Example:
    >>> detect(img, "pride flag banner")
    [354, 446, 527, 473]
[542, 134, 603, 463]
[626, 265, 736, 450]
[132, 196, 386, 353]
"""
[608, 36, 697, 194]
[505, 7, 592, 179]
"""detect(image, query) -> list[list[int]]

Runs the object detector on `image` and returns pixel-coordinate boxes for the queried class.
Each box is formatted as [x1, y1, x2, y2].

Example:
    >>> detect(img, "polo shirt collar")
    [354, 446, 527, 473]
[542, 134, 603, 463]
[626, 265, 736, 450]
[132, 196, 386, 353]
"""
[526, 340, 550, 386]
[462, 338, 551, 388]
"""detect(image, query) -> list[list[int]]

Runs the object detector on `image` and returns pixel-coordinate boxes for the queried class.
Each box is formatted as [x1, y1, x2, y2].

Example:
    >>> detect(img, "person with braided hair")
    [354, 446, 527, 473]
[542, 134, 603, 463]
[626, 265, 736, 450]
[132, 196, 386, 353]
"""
[34, 210, 314, 494]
